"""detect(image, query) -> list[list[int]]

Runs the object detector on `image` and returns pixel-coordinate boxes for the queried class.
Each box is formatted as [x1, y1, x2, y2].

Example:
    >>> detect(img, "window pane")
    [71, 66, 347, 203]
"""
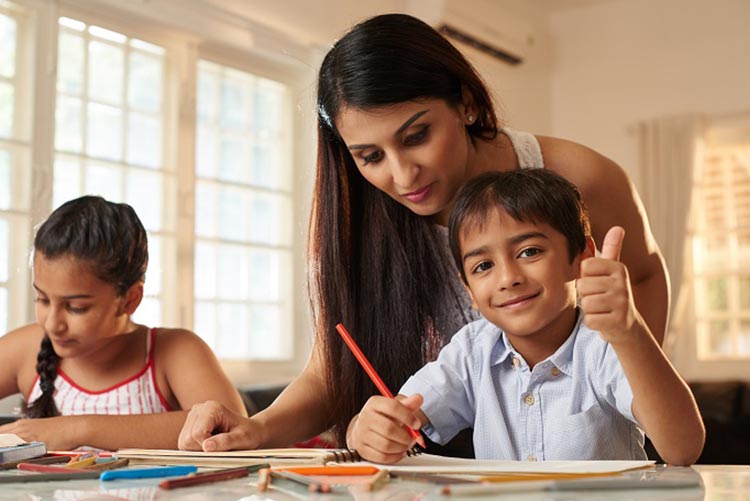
[197, 69, 218, 122]
[125, 169, 162, 231]
[220, 76, 248, 130]
[194, 301, 217, 347]
[740, 277, 750, 310]
[85, 162, 121, 200]
[133, 296, 160, 327]
[249, 305, 283, 359]
[194, 243, 217, 299]
[0, 14, 16, 78]
[0, 287, 6, 334]
[739, 321, 750, 356]
[53, 157, 82, 209]
[0, 217, 8, 282]
[57, 32, 84, 95]
[217, 245, 249, 300]
[126, 113, 161, 168]
[195, 126, 217, 178]
[251, 142, 282, 189]
[708, 320, 731, 356]
[0, 149, 9, 210]
[128, 52, 162, 112]
[249, 192, 290, 245]
[195, 181, 217, 237]
[218, 136, 247, 183]
[55, 96, 83, 152]
[706, 277, 728, 311]
[89, 40, 123, 105]
[87, 103, 122, 161]
[248, 249, 280, 301]
[144, 236, 161, 296]
[0, 82, 13, 138]
[217, 186, 250, 242]
[216, 303, 249, 358]
[253, 79, 283, 136]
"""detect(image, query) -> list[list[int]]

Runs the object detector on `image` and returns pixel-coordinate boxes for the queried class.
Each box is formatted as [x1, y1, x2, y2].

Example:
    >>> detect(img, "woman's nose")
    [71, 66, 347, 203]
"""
[391, 154, 419, 189]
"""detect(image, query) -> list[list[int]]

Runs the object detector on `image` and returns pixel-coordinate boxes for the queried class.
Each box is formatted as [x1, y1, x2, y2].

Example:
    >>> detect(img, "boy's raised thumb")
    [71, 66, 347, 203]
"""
[600, 226, 625, 262]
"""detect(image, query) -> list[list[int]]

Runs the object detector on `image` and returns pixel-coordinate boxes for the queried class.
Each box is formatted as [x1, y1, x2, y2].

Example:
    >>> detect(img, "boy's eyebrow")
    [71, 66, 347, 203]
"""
[462, 231, 550, 262]
[32, 283, 93, 300]
[347, 110, 429, 150]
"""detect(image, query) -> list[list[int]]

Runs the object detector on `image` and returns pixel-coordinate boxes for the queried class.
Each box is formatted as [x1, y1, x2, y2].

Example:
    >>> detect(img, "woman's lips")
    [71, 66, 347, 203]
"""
[403, 184, 433, 203]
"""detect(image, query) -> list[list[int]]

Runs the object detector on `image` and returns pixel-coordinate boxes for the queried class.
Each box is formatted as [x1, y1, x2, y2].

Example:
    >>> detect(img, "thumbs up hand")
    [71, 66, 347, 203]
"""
[577, 227, 639, 344]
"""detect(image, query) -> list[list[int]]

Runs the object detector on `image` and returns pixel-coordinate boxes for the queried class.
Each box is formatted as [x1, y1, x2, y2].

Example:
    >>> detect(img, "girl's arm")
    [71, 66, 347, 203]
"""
[540, 137, 670, 344]
[179, 340, 332, 451]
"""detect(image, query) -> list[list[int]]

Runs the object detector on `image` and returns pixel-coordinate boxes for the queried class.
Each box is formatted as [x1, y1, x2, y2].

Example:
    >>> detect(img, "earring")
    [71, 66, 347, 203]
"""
[467, 115, 474, 124]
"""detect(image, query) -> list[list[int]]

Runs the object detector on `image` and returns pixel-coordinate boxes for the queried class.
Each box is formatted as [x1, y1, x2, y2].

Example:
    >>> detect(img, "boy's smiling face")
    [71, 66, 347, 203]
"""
[460, 208, 591, 347]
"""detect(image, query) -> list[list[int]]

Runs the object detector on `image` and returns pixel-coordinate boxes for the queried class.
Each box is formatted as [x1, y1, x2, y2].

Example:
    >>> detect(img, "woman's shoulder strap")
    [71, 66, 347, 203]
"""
[500, 127, 544, 170]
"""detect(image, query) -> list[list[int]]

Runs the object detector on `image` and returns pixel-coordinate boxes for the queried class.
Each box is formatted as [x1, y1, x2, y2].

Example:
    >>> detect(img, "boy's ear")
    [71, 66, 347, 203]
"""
[459, 272, 479, 310]
[118, 282, 144, 316]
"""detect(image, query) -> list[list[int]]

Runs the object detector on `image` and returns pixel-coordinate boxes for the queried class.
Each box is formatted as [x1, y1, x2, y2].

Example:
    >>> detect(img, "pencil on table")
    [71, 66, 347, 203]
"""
[159, 464, 268, 490]
[365, 469, 390, 491]
[270, 469, 333, 493]
[335, 323, 426, 450]
[257, 467, 271, 492]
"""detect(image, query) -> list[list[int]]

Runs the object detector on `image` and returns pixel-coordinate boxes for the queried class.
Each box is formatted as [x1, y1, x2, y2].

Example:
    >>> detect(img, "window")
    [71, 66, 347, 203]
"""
[52, 17, 173, 328]
[0, 0, 308, 377]
[692, 131, 750, 359]
[0, 4, 32, 334]
[193, 61, 293, 360]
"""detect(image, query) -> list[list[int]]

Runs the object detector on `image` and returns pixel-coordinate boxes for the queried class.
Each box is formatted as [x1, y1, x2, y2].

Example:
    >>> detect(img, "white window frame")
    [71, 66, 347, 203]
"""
[4, 0, 317, 386]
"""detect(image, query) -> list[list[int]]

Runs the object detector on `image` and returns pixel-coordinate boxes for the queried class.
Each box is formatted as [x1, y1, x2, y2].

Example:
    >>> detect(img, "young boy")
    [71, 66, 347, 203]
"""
[348, 169, 704, 466]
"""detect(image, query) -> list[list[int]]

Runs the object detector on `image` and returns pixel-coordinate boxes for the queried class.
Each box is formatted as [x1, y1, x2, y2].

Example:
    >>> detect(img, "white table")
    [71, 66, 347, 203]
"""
[0, 464, 747, 500]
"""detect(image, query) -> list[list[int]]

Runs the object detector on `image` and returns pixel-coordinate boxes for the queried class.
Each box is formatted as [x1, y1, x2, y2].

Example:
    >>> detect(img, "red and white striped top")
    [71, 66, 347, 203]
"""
[27, 328, 170, 415]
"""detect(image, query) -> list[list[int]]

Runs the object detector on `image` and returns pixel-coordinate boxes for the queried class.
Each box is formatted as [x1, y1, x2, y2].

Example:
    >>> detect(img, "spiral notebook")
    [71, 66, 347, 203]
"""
[115, 448, 366, 468]
[116, 447, 653, 476]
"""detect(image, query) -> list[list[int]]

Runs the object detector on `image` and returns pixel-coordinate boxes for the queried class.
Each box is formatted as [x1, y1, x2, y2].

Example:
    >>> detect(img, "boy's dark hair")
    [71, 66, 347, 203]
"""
[448, 169, 591, 283]
[25, 195, 148, 418]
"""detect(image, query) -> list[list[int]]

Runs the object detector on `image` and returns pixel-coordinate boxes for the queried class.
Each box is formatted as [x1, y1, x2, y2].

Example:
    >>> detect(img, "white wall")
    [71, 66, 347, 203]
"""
[548, 0, 750, 187]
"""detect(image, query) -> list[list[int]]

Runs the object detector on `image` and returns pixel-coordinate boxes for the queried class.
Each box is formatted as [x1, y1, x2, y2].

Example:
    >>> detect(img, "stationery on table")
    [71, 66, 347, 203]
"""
[335, 322, 426, 450]
[100, 465, 197, 481]
[268, 468, 334, 493]
[0, 469, 102, 483]
[0, 433, 47, 464]
[0, 454, 70, 470]
[158, 464, 269, 490]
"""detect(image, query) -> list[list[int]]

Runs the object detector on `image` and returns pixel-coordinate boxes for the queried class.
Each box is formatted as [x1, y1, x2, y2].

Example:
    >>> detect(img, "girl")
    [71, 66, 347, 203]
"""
[0, 195, 246, 450]
[178, 13, 669, 455]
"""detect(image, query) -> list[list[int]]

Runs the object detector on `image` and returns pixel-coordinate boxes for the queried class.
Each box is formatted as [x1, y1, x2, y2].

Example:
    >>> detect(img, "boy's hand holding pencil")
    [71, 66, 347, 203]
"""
[578, 226, 647, 344]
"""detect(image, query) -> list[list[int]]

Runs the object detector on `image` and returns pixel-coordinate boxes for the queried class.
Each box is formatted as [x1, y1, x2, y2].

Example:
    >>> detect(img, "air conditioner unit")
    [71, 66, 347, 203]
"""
[406, 0, 534, 66]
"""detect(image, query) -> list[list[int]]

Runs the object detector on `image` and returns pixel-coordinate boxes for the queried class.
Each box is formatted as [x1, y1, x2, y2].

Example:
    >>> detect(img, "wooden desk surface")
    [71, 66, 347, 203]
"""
[0, 464, 746, 499]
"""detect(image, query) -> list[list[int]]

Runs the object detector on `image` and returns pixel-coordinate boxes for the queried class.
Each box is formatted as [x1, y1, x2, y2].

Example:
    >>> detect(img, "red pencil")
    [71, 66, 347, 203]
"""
[335, 323, 426, 449]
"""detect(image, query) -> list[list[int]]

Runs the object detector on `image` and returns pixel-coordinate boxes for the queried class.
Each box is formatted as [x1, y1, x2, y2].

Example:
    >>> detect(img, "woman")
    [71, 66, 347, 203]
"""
[178, 13, 669, 454]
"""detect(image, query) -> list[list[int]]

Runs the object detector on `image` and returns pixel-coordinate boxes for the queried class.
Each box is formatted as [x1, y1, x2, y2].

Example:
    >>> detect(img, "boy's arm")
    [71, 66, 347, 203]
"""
[578, 227, 704, 466]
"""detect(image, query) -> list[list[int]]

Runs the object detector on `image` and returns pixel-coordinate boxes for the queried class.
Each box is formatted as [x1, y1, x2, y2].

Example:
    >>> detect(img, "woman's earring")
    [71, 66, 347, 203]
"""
[467, 115, 474, 124]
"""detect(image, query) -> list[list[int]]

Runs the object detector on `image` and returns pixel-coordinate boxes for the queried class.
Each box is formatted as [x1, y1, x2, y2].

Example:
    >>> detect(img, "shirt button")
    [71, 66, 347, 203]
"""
[551, 367, 561, 377]
[524, 394, 535, 406]
[527, 455, 537, 461]
[512, 357, 520, 368]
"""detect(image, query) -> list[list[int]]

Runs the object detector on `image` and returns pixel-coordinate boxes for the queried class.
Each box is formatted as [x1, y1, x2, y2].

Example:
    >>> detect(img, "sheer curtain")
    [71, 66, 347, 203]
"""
[637, 114, 705, 352]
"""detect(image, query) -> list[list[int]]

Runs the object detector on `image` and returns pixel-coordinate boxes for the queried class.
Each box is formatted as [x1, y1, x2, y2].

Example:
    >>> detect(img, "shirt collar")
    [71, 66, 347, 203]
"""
[489, 307, 585, 374]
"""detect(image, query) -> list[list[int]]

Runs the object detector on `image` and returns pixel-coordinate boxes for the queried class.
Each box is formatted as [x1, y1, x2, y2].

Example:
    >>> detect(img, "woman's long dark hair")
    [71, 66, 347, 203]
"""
[311, 13, 500, 445]
[25, 195, 148, 418]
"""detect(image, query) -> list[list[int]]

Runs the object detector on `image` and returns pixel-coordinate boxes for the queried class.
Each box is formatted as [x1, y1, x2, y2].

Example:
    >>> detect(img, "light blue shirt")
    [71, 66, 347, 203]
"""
[400, 311, 646, 461]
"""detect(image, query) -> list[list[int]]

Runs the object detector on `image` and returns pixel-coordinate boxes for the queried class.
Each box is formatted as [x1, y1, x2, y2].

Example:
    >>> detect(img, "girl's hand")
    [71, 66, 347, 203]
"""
[0, 417, 81, 450]
[178, 400, 261, 451]
[578, 227, 643, 344]
[348, 394, 423, 464]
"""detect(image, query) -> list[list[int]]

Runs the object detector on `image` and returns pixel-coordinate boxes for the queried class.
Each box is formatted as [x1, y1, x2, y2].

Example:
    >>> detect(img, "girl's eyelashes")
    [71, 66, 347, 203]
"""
[362, 150, 384, 165]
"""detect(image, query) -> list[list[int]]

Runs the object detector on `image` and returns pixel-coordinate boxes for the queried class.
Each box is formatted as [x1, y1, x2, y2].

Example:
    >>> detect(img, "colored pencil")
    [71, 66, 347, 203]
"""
[159, 464, 269, 490]
[277, 466, 380, 476]
[335, 323, 426, 449]
[270, 469, 333, 493]
[365, 469, 390, 491]
[17, 463, 81, 473]
[0, 455, 69, 470]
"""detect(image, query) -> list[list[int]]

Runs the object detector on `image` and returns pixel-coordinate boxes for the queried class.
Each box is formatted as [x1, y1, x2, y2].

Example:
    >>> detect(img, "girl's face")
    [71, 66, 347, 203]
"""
[32, 253, 135, 359]
[336, 99, 474, 223]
